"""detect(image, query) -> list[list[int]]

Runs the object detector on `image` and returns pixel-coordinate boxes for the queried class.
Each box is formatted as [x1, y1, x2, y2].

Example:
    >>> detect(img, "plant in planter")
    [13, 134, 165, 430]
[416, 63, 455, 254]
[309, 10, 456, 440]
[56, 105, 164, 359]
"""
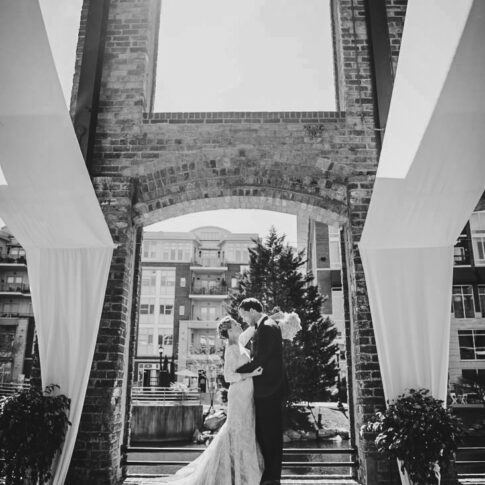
[0, 384, 71, 484]
[361, 388, 465, 485]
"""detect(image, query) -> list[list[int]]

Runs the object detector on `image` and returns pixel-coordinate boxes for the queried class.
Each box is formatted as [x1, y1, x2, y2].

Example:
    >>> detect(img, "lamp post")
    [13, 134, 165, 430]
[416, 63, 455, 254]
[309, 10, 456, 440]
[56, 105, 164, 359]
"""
[158, 345, 163, 387]
[336, 349, 345, 415]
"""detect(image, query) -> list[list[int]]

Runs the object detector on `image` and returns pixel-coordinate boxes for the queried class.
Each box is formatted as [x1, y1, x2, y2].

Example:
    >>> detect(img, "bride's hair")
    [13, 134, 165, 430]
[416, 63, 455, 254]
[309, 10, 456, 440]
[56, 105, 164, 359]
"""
[217, 316, 235, 339]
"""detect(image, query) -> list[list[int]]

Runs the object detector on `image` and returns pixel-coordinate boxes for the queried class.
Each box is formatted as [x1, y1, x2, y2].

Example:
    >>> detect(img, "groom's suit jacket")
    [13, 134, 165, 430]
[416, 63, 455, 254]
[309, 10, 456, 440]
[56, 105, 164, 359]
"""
[236, 315, 289, 398]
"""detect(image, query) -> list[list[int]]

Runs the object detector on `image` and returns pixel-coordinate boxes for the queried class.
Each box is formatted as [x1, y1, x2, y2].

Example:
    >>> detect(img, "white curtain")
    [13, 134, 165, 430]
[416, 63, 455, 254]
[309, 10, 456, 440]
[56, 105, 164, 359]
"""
[0, 1, 115, 483]
[360, 1, 485, 483]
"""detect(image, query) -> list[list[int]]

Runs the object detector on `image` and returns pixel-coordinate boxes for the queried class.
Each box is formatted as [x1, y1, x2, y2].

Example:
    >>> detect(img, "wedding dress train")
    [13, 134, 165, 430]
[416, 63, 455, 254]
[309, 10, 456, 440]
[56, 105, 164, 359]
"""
[154, 343, 264, 485]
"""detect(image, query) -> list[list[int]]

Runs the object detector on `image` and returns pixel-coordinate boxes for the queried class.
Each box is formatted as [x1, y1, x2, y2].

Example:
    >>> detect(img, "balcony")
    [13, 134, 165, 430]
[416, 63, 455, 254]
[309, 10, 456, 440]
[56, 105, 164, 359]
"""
[0, 312, 33, 319]
[0, 283, 30, 295]
[0, 256, 27, 266]
[190, 258, 227, 271]
[454, 244, 472, 266]
[189, 285, 228, 299]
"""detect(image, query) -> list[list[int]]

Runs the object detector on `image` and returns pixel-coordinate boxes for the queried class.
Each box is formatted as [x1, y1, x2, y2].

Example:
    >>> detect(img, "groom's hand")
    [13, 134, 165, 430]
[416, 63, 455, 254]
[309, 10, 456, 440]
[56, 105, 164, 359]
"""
[251, 366, 263, 377]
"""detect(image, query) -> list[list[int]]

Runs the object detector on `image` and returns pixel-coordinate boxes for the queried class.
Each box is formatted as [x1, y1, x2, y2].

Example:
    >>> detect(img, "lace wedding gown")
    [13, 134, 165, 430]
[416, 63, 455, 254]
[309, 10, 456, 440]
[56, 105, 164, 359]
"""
[155, 343, 264, 485]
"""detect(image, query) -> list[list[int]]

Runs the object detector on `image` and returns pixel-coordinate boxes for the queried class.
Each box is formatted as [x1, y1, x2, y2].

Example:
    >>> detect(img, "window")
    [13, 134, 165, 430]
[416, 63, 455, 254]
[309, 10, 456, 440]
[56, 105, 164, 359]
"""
[163, 335, 173, 345]
[179, 305, 185, 316]
[458, 329, 485, 360]
[180, 277, 186, 287]
[137, 327, 155, 355]
[159, 304, 173, 315]
[452, 285, 475, 318]
[141, 271, 157, 295]
[329, 225, 342, 269]
[479, 286, 485, 317]
[159, 269, 176, 296]
[231, 278, 238, 288]
[140, 304, 155, 315]
[470, 211, 485, 265]
[462, 369, 485, 385]
[143, 241, 158, 259]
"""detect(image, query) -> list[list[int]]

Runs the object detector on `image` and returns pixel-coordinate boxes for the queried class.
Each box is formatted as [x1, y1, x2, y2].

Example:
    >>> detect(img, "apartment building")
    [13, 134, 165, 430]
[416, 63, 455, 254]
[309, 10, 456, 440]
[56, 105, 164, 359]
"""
[0, 227, 35, 383]
[450, 209, 485, 388]
[305, 220, 347, 389]
[135, 226, 257, 387]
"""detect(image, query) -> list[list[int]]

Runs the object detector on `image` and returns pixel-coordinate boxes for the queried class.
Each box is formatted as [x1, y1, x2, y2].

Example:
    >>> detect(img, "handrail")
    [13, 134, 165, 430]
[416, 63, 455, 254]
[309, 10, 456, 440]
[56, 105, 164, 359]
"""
[131, 387, 201, 403]
[0, 382, 30, 396]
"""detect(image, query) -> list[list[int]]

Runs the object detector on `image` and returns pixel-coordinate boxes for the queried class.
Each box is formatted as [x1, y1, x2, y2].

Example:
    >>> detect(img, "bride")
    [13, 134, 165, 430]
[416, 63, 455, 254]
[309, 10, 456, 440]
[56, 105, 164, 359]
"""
[155, 315, 264, 484]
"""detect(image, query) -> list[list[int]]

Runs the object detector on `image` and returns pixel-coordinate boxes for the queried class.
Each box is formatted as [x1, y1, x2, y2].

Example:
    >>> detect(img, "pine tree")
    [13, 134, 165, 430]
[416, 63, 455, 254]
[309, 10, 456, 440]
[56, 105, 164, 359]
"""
[228, 227, 339, 403]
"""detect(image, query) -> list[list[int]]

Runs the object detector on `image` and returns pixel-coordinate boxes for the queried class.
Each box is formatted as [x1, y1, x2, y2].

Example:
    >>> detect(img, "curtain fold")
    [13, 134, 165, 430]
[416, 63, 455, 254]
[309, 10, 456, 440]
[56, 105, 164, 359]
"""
[0, 1, 115, 483]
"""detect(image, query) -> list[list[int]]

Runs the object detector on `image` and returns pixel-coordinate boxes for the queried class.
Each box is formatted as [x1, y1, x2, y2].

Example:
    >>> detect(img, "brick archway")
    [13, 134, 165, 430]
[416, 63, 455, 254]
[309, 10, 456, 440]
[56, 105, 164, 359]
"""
[68, 1, 408, 483]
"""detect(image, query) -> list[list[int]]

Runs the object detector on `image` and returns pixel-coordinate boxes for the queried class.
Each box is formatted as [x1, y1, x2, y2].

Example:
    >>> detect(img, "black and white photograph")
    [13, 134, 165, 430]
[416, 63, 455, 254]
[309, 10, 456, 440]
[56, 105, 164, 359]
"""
[0, 1, 484, 484]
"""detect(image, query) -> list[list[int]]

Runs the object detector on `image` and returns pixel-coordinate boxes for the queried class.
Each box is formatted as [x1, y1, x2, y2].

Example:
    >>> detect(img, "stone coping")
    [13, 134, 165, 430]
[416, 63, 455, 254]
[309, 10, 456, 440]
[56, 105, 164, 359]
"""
[143, 111, 345, 124]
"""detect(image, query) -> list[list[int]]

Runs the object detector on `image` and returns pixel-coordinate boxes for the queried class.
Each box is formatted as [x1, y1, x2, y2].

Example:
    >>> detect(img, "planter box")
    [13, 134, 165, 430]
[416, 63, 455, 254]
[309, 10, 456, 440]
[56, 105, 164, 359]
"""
[131, 403, 203, 442]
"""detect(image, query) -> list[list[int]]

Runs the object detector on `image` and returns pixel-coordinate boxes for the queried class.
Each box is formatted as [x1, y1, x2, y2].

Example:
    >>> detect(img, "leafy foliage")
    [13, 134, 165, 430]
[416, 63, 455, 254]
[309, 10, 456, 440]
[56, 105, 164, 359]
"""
[0, 384, 71, 484]
[228, 227, 339, 403]
[361, 388, 465, 485]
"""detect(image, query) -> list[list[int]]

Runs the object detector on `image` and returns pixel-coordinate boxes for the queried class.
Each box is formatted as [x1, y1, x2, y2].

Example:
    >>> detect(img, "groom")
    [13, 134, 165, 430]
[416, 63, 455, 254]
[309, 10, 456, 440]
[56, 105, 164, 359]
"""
[236, 297, 288, 485]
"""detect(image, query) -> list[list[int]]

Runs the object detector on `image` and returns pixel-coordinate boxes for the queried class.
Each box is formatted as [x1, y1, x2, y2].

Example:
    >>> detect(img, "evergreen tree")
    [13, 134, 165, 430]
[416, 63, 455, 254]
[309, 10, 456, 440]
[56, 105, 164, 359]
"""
[228, 227, 339, 403]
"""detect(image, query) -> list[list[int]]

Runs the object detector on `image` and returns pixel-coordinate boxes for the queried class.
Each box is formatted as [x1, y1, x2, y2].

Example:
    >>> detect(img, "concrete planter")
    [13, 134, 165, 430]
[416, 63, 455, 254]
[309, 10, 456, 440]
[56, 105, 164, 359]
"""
[131, 403, 203, 442]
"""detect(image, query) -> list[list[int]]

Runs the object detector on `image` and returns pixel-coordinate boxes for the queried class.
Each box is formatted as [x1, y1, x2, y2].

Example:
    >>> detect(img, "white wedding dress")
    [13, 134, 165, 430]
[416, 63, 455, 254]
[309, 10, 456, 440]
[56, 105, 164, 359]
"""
[154, 343, 264, 484]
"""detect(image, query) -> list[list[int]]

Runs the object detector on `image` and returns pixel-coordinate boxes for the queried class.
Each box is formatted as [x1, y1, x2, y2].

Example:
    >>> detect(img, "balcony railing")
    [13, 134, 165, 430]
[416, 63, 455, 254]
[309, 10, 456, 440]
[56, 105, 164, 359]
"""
[131, 386, 201, 404]
[191, 258, 226, 267]
[0, 256, 27, 265]
[0, 283, 30, 294]
[0, 381, 30, 397]
[190, 285, 228, 296]
[0, 312, 34, 319]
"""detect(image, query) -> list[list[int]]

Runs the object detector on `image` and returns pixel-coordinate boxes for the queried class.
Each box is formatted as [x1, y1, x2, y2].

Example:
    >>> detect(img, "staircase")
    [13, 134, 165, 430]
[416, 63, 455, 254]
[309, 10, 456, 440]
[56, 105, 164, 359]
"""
[124, 445, 360, 484]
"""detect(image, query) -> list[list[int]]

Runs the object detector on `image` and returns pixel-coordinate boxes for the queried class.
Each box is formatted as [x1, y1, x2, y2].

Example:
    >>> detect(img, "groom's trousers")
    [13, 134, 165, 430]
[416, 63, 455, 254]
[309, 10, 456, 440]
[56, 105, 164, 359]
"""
[255, 391, 283, 483]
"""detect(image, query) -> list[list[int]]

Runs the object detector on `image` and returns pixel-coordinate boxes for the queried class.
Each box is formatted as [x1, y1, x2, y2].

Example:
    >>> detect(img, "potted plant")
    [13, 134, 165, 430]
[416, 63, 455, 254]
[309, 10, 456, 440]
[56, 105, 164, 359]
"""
[0, 384, 71, 484]
[361, 388, 464, 485]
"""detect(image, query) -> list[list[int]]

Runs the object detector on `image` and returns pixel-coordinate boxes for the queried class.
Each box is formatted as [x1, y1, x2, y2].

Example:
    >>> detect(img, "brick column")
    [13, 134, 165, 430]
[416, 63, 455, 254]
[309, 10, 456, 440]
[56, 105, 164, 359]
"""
[68, 1, 160, 481]
[67, 178, 139, 483]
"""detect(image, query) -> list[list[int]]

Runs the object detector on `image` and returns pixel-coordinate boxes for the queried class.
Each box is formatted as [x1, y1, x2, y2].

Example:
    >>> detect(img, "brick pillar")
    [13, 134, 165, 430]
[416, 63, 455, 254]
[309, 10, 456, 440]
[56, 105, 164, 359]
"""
[68, 1, 160, 481]
[334, 1, 407, 483]
[67, 178, 139, 483]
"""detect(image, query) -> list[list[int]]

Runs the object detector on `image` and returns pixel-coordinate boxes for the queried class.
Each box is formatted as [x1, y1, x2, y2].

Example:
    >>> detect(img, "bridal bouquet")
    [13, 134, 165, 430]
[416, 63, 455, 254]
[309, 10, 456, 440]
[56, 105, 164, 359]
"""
[274, 311, 301, 341]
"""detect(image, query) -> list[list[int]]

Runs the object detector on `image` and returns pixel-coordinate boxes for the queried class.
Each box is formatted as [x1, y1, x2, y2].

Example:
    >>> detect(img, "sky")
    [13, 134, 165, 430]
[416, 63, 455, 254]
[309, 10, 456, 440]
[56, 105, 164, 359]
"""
[1, 1, 334, 240]
[155, 0, 335, 111]
[145, 209, 297, 245]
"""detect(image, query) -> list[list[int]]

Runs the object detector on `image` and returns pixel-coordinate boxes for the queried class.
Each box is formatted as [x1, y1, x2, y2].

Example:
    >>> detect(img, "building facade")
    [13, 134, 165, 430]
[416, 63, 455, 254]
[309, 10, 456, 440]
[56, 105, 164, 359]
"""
[450, 208, 485, 390]
[305, 220, 347, 392]
[0, 227, 35, 383]
[134, 226, 257, 388]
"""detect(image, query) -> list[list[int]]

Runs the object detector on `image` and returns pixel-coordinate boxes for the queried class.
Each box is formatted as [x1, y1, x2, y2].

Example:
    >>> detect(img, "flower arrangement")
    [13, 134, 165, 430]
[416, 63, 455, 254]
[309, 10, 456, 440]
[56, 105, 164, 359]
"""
[0, 384, 71, 484]
[361, 388, 464, 485]
[270, 308, 302, 341]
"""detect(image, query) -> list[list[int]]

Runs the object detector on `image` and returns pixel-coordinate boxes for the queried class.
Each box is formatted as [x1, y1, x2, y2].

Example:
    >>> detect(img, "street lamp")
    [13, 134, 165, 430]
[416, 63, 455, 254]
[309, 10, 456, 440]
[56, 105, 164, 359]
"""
[158, 345, 163, 387]
[336, 350, 346, 415]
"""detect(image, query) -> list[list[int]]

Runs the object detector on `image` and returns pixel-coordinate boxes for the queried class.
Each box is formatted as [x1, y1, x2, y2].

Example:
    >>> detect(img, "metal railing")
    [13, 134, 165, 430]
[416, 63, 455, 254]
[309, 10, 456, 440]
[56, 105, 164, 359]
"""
[0, 381, 30, 397]
[0, 283, 30, 293]
[191, 258, 226, 267]
[190, 286, 227, 295]
[0, 256, 27, 265]
[131, 386, 201, 404]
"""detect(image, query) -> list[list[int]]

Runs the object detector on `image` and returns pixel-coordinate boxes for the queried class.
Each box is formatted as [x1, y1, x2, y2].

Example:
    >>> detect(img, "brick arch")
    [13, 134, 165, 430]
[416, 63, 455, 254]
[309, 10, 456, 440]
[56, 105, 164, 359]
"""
[136, 194, 347, 228]
[134, 187, 347, 226]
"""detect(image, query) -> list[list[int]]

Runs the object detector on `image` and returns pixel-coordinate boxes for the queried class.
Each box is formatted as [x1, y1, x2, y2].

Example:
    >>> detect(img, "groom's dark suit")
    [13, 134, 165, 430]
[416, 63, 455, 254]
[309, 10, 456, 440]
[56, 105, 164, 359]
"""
[236, 315, 288, 484]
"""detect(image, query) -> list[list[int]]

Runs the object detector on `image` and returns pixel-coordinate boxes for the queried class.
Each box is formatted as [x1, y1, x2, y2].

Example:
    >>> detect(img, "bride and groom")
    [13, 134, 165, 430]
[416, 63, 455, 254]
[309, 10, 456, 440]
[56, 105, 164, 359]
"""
[158, 297, 291, 485]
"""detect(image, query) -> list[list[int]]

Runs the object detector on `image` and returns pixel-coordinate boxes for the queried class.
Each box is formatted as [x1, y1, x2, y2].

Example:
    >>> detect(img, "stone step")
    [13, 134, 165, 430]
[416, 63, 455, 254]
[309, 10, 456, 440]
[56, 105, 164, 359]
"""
[124, 478, 359, 485]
